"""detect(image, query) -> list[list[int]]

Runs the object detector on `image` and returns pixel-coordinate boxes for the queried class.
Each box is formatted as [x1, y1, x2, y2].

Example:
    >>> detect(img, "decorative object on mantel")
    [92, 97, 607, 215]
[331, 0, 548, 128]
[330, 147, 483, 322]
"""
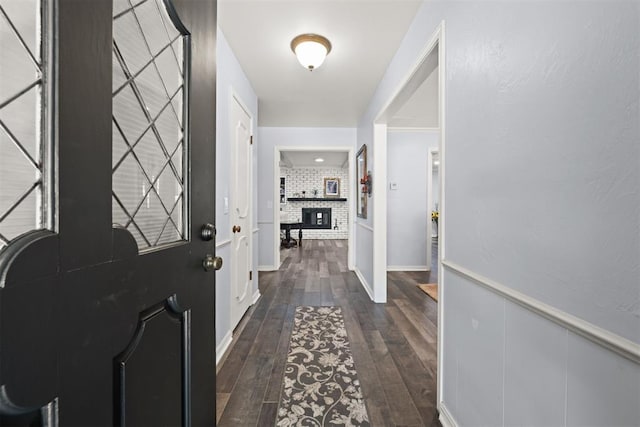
[324, 177, 340, 197]
[356, 144, 367, 219]
[312, 189, 319, 197]
[301, 190, 306, 197]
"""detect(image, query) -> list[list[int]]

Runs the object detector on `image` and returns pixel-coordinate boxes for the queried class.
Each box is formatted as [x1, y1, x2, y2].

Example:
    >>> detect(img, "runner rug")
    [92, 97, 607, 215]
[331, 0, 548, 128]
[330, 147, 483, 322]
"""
[276, 306, 370, 426]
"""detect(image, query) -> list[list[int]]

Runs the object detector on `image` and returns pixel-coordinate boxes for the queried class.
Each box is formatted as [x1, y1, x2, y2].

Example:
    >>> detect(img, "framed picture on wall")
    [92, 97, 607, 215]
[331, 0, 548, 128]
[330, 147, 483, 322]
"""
[356, 144, 367, 218]
[324, 177, 340, 197]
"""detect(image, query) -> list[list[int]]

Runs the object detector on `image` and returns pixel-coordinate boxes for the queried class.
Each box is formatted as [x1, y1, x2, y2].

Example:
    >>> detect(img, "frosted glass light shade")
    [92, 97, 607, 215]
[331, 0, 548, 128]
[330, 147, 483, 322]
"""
[290, 34, 331, 71]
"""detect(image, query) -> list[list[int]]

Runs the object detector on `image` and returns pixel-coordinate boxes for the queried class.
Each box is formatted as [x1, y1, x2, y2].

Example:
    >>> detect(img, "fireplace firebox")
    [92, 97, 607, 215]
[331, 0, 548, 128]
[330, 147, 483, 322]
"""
[302, 208, 331, 229]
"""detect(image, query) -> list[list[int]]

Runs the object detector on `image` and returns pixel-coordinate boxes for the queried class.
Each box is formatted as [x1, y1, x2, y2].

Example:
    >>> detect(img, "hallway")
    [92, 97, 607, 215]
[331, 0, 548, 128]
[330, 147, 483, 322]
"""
[216, 240, 440, 426]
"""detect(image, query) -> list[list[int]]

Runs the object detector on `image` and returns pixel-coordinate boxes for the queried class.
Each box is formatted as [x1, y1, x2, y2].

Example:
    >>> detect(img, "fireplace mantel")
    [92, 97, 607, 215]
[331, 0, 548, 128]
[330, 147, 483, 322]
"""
[287, 198, 347, 202]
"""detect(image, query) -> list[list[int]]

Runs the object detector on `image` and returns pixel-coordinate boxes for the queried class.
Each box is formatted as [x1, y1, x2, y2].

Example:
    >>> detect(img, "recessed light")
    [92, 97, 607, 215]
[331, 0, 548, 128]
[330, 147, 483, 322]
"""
[315, 157, 324, 163]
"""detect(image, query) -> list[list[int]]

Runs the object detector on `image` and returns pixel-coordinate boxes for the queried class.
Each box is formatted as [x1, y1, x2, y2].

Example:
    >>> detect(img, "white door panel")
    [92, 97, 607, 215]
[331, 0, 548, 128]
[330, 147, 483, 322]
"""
[230, 95, 252, 329]
[234, 234, 249, 301]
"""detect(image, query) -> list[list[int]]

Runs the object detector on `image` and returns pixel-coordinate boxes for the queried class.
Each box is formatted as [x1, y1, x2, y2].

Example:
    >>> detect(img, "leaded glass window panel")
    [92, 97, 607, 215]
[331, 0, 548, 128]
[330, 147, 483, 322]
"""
[112, 0, 188, 251]
[0, 0, 50, 250]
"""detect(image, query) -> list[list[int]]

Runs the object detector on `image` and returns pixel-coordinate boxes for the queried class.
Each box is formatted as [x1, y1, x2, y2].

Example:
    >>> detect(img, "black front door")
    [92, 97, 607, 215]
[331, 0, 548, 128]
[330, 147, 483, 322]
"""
[0, 0, 217, 425]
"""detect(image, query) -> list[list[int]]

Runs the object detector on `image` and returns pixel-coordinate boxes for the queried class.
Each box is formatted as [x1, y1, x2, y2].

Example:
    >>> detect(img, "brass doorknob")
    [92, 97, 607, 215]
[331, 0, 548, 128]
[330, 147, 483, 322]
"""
[232, 225, 241, 233]
[203, 254, 223, 271]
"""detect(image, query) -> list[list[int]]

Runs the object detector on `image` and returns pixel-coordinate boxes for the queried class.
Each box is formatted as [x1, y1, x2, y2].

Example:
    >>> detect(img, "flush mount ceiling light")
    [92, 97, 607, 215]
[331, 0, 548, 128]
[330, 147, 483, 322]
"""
[315, 157, 325, 162]
[290, 34, 332, 71]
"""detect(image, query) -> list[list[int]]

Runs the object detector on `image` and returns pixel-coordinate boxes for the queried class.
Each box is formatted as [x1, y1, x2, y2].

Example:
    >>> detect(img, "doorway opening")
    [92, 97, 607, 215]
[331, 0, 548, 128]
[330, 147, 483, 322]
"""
[372, 21, 445, 415]
[273, 147, 355, 269]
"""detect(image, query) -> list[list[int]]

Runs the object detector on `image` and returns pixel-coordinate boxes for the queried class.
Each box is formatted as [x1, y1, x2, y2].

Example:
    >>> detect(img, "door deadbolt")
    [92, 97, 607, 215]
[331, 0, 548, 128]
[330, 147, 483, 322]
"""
[200, 223, 216, 241]
[203, 254, 223, 272]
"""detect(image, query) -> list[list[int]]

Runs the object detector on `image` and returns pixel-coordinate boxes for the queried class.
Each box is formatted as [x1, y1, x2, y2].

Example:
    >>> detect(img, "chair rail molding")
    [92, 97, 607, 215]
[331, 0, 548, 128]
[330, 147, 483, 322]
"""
[442, 259, 640, 364]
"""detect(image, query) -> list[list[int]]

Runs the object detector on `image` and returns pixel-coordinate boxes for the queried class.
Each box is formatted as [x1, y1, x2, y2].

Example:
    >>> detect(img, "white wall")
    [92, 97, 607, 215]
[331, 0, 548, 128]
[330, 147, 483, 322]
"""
[215, 28, 259, 353]
[387, 130, 438, 269]
[257, 127, 356, 269]
[360, 1, 640, 424]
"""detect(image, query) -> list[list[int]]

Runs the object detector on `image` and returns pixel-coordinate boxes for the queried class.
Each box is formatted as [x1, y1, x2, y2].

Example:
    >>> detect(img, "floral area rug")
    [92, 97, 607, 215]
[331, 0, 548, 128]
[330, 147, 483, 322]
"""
[276, 306, 370, 426]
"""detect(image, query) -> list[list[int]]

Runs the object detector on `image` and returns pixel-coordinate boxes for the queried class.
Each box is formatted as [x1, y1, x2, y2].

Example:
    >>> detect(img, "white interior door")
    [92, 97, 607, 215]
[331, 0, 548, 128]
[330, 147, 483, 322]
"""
[230, 95, 252, 329]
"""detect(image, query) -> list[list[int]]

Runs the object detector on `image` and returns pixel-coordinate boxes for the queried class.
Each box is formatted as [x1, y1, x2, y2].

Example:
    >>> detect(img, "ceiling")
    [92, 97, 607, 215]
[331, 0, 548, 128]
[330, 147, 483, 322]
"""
[218, 0, 423, 127]
[280, 150, 349, 168]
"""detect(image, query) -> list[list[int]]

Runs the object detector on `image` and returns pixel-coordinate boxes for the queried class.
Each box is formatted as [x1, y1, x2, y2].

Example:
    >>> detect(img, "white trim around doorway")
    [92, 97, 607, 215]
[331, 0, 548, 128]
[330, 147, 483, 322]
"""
[371, 20, 446, 419]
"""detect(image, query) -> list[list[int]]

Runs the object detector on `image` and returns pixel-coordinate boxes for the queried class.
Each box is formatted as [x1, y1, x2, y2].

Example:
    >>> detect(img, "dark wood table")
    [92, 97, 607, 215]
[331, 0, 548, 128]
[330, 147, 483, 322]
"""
[280, 222, 303, 248]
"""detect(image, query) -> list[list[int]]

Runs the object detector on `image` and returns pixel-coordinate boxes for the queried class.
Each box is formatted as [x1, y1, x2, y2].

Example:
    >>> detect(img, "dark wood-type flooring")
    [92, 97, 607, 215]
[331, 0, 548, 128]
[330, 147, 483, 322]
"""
[216, 239, 440, 426]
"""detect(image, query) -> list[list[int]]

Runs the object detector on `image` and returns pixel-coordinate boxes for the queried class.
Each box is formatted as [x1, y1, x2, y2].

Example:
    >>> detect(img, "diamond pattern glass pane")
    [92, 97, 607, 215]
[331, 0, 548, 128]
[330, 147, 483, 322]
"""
[112, 0, 186, 250]
[113, 122, 129, 168]
[154, 162, 180, 210]
[112, 196, 129, 228]
[169, 193, 182, 228]
[0, 86, 39, 161]
[171, 39, 183, 73]
[133, 129, 166, 181]
[1, 0, 38, 58]
[155, 46, 181, 96]
[0, 187, 38, 243]
[155, 104, 180, 154]
[0, 0, 46, 251]
[113, 52, 128, 93]
[113, 9, 151, 77]
[171, 87, 183, 126]
[0, 4, 40, 105]
[131, 189, 166, 245]
[113, 83, 149, 144]
[113, 0, 130, 18]
[135, 62, 169, 119]
[160, 3, 179, 41]
[113, 153, 147, 214]
[156, 220, 180, 245]
[134, 0, 170, 56]
[0, 126, 40, 204]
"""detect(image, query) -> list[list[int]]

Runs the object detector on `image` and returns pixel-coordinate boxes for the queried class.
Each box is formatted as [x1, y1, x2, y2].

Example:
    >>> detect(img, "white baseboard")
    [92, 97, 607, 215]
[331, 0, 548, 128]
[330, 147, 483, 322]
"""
[215, 330, 233, 366]
[251, 288, 261, 304]
[258, 265, 277, 271]
[354, 267, 375, 302]
[438, 402, 457, 427]
[387, 265, 429, 272]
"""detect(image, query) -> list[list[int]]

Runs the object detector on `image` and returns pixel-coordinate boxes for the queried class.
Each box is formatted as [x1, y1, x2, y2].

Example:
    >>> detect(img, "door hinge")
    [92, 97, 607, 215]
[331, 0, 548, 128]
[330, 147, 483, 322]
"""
[249, 271, 253, 281]
[250, 135, 253, 145]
